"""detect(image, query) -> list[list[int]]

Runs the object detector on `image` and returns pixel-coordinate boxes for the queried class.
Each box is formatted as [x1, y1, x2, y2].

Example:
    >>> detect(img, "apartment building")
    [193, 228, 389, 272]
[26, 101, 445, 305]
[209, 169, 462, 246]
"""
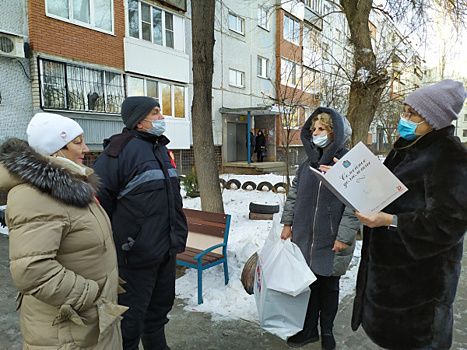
[214, 0, 278, 163]
[123, 0, 192, 167]
[1, 0, 428, 169]
[0, 0, 192, 167]
[368, 10, 423, 152]
[26, 0, 126, 156]
[274, 0, 323, 164]
[0, 0, 32, 142]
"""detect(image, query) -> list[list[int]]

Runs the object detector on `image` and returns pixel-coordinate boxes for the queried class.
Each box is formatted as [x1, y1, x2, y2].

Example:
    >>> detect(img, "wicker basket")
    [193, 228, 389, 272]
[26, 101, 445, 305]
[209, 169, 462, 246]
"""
[241, 251, 259, 295]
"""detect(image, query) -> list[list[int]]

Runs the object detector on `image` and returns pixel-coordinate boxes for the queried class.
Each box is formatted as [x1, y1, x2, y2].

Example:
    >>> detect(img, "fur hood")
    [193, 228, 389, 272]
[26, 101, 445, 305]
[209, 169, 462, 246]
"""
[300, 106, 352, 168]
[0, 138, 99, 207]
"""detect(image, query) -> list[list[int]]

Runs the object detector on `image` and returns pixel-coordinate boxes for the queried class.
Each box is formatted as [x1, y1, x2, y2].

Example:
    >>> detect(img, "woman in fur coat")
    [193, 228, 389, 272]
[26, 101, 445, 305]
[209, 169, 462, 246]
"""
[352, 79, 467, 349]
[280, 107, 360, 350]
[0, 113, 127, 349]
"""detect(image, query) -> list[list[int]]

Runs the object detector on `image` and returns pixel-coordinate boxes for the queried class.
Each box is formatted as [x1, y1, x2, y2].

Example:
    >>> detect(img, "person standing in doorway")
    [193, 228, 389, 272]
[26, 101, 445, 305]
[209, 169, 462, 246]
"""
[248, 129, 256, 162]
[255, 130, 266, 162]
[93, 96, 188, 350]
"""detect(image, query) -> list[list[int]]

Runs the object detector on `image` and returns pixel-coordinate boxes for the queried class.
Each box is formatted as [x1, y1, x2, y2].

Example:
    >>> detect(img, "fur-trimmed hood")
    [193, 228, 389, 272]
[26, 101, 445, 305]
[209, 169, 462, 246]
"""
[0, 138, 99, 207]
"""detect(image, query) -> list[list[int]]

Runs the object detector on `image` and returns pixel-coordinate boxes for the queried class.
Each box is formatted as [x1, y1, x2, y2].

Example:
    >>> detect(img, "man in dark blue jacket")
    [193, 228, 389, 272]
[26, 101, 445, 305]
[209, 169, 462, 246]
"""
[94, 96, 188, 350]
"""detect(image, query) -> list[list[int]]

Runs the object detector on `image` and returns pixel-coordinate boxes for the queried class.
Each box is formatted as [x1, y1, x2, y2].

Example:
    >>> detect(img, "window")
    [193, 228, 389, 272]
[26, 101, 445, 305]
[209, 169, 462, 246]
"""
[463, 129, 467, 138]
[229, 69, 245, 87]
[281, 58, 298, 86]
[257, 57, 269, 78]
[464, 114, 467, 122]
[46, 0, 113, 32]
[258, 6, 268, 29]
[39, 58, 124, 113]
[303, 67, 319, 92]
[322, 42, 329, 60]
[368, 21, 377, 40]
[282, 107, 299, 129]
[128, 0, 183, 50]
[303, 24, 320, 51]
[283, 13, 300, 45]
[303, 0, 322, 14]
[335, 28, 342, 42]
[229, 13, 244, 34]
[127, 76, 186, 118]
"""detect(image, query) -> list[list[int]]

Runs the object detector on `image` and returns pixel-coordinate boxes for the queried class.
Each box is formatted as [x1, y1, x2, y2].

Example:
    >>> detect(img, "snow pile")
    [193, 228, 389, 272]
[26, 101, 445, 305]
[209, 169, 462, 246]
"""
[177, 174, 361, 323]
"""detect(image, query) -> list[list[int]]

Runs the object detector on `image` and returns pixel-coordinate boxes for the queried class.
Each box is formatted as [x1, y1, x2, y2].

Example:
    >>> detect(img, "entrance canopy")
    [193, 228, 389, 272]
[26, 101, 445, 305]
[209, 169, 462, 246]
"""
[220, 106, 280, 164]
[219, 105, 280, 116]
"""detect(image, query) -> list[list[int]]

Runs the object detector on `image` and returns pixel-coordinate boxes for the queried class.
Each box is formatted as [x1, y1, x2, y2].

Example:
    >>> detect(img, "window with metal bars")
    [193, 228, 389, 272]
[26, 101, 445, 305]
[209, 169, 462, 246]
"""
[39, 58, 124, 113]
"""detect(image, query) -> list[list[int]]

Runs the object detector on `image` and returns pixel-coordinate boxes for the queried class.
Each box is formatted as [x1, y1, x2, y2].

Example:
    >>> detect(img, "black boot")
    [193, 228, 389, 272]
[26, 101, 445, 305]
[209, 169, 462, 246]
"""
[286, 327, 319, 348]
[141, 328, 170, 350]
[321, 329, 336, 350]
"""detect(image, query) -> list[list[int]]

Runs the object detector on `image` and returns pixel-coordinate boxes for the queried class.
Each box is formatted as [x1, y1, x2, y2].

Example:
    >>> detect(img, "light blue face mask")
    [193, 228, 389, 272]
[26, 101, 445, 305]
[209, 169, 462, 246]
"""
[144, 119, 166, 136]
[398, 117, 425, 141]
[312, 133, 331, 148]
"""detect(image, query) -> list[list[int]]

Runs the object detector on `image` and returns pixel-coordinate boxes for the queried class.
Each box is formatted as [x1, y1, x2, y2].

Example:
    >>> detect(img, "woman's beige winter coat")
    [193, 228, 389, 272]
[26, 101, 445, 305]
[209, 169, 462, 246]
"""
[0, 139, 127, 349]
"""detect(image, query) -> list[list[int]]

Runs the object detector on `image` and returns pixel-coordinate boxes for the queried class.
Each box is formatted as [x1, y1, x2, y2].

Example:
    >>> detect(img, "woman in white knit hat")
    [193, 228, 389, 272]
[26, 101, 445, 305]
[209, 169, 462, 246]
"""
[352, 79, 467, 349]
[0, 113, 127, 349]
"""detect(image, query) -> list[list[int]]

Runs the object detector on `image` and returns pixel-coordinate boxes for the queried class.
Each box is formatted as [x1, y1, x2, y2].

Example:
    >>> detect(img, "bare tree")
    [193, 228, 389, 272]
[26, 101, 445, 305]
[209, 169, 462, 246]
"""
[334, 0, 467, 146]
[191, 0, 224, 213]
[373, 94, 402, 152]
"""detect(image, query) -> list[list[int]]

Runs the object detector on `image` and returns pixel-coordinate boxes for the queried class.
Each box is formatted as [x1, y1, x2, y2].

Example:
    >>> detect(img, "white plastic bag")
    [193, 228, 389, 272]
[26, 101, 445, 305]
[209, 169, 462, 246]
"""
[254, 220, 316, 339]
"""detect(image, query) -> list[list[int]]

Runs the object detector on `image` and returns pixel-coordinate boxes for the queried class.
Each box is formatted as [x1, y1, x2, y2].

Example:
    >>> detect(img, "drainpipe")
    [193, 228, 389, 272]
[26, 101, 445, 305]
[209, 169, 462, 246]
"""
[247, 110, 251, 164]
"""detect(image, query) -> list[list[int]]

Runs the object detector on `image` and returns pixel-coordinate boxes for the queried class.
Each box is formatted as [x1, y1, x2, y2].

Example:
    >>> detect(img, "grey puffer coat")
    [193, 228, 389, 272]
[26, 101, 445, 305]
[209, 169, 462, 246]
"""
[281, 107, 359, 276]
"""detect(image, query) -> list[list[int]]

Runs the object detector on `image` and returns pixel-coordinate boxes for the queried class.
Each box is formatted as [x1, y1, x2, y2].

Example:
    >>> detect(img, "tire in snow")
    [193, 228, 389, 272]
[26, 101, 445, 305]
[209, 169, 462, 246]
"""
[241, 181, 257, 191]
[249, 202, 280, 214]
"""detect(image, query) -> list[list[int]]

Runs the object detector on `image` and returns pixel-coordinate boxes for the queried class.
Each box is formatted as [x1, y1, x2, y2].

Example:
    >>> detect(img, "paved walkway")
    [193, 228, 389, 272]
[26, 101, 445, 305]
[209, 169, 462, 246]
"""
[1, 233, 466, 349]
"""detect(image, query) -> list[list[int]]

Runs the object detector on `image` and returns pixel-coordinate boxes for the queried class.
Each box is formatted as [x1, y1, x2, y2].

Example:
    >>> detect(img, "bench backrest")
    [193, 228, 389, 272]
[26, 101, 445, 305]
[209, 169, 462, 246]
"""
[183, 208, 231, 255]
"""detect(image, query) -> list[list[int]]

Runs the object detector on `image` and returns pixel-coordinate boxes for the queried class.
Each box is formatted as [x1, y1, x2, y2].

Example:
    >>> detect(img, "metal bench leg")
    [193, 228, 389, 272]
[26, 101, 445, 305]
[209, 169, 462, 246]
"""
[223, 260, 229, 285]
[197, 267, 203, 304]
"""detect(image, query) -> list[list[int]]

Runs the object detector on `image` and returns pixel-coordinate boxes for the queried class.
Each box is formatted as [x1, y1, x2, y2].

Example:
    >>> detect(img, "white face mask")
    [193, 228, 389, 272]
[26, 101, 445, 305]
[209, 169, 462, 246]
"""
[312, 133, 331, 148]
[55, 151, 87, 174]
[143, 119, 166, 136]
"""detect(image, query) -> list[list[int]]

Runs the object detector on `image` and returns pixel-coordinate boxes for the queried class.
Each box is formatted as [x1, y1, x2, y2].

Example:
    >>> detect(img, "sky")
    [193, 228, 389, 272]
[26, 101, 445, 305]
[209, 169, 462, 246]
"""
[0, 174, 362, 339]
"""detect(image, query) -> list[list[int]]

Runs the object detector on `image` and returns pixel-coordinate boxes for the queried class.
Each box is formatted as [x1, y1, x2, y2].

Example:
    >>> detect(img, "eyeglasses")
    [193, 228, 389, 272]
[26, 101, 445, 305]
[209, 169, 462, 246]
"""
[401, 110, 423, 122]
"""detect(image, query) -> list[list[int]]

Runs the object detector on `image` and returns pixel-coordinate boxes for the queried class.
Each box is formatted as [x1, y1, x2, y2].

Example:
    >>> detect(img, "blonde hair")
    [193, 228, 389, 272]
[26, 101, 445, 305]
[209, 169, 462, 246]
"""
[311, 113, 333, 133]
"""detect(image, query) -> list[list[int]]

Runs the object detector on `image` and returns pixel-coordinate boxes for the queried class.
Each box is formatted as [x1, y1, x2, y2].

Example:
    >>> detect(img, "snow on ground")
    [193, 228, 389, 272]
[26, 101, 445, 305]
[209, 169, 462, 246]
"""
[0, 205, 7, 236]
[0, 175, 362, 324]
[177, 173, 362, 324]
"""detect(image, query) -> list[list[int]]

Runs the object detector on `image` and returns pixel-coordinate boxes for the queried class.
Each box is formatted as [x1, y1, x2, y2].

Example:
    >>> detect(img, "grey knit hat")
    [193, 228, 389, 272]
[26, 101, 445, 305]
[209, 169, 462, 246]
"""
[121, 96, 160, 129]
[404, 79, 467, 130]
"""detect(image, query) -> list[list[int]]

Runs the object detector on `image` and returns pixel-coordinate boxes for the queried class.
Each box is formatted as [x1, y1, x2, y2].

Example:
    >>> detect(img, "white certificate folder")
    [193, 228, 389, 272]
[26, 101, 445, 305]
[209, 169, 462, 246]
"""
[309, 142, 408, 214]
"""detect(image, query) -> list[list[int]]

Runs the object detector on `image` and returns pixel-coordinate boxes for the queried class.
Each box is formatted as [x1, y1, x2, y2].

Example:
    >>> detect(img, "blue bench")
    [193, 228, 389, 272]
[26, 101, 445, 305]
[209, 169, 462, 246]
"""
[177, 208, 231, 304]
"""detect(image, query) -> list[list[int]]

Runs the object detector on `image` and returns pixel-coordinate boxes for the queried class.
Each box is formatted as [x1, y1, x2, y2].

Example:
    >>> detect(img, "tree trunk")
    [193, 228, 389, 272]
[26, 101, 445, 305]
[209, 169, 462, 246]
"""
[340, 0, 389, 146]
[191, 0, 224, 213]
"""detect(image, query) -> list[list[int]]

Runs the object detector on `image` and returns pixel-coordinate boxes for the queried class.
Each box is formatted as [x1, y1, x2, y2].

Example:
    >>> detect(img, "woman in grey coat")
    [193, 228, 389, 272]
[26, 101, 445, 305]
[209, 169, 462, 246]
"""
[280, 107, 359, 350]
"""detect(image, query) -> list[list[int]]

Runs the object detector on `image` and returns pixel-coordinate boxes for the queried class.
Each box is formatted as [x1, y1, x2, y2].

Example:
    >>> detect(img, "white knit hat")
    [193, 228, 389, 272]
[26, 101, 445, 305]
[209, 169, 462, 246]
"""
[27, 113, 84, 155]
